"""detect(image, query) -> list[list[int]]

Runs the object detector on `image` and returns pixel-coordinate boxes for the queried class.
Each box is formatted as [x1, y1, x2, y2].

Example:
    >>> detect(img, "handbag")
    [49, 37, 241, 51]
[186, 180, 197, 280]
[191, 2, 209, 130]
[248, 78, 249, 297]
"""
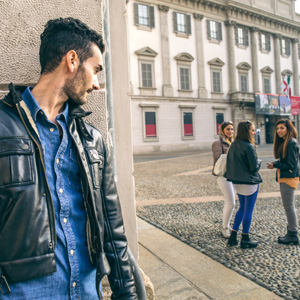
[214, 153, 227, 176]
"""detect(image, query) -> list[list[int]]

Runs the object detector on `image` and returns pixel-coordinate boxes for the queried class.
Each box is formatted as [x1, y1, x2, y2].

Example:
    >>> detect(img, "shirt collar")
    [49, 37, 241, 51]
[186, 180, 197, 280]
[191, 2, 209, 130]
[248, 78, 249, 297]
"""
[22, 86, 69, 123]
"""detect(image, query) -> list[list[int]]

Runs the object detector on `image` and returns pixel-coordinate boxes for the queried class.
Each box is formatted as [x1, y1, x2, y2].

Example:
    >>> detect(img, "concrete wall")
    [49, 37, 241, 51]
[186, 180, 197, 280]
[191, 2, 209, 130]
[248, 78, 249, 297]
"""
[0, 0, 137, 257]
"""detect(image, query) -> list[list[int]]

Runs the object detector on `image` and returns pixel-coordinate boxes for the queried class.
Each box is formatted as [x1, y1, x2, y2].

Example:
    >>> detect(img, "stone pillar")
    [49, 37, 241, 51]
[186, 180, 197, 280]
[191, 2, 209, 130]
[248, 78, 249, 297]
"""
[250, 27, 260, 93]
[225, 21, 237, 94]
[273, 34, 282, 94]
[292, 38, 299, 96]
[158, 5, 173, 97]
[194, 13, 207, 99]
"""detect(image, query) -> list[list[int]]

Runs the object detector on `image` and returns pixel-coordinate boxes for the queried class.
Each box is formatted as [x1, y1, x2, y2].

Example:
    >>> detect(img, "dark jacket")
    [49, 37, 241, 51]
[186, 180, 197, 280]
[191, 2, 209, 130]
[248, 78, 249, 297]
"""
[225, 139, 262, 184]
[0, 84, 137, 299]
[212, 135, 231, 175]
[273, 138, 300, 180]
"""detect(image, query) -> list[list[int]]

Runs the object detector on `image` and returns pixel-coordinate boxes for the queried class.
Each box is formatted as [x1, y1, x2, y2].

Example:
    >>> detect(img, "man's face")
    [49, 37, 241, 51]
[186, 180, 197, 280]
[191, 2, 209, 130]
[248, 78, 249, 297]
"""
[64, 44, 104, 105]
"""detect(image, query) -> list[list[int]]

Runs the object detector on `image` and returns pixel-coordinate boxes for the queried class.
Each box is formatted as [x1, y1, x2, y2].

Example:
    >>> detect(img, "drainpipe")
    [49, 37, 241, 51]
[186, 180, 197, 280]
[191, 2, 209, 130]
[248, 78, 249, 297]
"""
[103, 0, 117, 182]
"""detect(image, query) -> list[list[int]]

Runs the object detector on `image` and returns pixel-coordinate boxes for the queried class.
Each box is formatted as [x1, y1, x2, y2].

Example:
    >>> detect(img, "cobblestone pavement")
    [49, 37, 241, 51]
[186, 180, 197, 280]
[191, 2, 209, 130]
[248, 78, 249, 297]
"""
[135, 145, 300, 300]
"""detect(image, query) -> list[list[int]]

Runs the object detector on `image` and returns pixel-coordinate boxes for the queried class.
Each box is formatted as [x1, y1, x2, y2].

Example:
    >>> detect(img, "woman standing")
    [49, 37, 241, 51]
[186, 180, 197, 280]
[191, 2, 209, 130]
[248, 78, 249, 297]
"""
[267, 119, 299, 245]
[212, 121, 235, 238]
[226, 121, 262, 249]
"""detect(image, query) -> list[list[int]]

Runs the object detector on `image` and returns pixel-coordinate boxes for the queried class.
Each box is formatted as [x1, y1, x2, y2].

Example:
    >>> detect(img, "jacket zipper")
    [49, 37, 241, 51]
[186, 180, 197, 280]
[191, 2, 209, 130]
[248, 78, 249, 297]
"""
[16, 104, 57, 248]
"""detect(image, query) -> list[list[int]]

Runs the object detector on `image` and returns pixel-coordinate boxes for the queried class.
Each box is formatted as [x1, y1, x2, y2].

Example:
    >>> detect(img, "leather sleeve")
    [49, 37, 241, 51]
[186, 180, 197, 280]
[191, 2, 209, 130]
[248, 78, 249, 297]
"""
[100, 141, 137, 299]
[273, 140, 299, 172]
[246, 143, 259, 174]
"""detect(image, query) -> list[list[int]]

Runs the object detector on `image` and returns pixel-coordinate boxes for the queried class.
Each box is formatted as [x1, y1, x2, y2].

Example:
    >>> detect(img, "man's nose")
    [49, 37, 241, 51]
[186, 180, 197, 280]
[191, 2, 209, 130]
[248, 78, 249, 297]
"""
[93, 76, 100, 90]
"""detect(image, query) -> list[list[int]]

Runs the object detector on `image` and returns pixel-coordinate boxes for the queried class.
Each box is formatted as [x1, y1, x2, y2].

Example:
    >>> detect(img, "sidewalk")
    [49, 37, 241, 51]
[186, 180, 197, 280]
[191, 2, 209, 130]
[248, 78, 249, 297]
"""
[137, 217, 283, 300]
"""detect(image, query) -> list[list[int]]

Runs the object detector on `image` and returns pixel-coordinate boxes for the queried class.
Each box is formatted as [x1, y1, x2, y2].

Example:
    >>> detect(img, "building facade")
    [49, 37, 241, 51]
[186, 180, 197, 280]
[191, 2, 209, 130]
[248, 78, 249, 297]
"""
[127, 0, 300, 153]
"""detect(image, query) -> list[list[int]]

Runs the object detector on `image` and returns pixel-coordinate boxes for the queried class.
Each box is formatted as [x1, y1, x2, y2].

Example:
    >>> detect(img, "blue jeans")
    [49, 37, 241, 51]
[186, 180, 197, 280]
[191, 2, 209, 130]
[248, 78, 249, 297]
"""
[232, 187, 259, 234]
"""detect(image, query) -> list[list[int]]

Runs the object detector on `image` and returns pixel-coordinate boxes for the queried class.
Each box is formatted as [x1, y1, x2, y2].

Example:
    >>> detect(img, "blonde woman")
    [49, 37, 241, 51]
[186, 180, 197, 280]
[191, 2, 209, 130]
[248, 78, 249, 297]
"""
[267, 119, 299, 245]
[212, 121, 235, 238]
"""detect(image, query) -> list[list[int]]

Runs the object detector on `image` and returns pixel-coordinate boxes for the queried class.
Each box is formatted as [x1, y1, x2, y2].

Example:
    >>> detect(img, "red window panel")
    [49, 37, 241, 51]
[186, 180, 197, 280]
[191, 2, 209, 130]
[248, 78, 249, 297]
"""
[184, 124, 193, 136]
[145, 124, 156, 137]
[183, 112, 193, 136]
[145, 112, 156, 137]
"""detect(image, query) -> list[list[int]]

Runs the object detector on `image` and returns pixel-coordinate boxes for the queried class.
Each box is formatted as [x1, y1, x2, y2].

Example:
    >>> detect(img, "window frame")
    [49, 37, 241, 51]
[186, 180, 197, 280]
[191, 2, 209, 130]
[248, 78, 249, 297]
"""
[235, 25, 249, 47]
[140, 104, 159, 142]
[240, 73, 248, 93]
[280, 37, 291, 57]
[207, 19, 222, 42]
[179, 105, 196, 140]
[134, 3, 155, 29]
[173, 11, 192, 36]
[263, 76, 271, 94]
[259, 31, 271, 52]
[211, 69, 222, 93]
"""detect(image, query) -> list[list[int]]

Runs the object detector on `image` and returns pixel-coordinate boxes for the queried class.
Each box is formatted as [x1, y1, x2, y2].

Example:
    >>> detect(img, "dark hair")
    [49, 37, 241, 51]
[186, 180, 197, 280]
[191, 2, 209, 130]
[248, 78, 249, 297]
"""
[274, 119, 297, 158]
[236, 121, 255, 145]
[39, 17, 105, 74]
[219, 121, 234, 144]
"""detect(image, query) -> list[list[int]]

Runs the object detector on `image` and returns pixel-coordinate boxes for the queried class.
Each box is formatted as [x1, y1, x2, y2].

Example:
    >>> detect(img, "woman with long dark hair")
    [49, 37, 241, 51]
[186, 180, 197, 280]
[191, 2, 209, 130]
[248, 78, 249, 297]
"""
[267, 119, 299, 245]
[226, 121, 262, 249]
[212, 121, 235, 238]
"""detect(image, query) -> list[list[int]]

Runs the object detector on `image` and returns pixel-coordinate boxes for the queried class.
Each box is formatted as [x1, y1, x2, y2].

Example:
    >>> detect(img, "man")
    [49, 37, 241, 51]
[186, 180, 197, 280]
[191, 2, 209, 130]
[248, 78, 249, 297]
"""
[0, 17, 137, 299]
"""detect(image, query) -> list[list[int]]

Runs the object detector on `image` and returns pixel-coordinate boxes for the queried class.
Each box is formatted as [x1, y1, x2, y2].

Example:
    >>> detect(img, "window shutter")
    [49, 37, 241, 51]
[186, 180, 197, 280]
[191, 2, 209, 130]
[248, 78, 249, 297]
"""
[173, 12, 178, 32]
[280, 39, 283, 55]
[186, 14, 191, 35]
[267, 34, 271, 51]
[149, 6, 155, 28]
[134, 3, 139, 25]
[207, 19, 211, 39]
[235, 27, 238, 45]
[218, 22, 222, 41]
[245, 28, 249, 46]
[259, 33, 262, 51]
[298, 43, 300, 59]
[287, 40, 291, 56]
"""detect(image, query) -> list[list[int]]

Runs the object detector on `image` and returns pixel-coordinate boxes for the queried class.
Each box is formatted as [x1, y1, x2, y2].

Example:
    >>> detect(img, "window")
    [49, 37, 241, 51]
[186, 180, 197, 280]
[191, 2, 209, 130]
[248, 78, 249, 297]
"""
[173, 12, 191, 35]
[134, 3, 155, 28]
[141, 63, 153, 88]
[208, 58, 225, 95]
[179, 67, 190, 90]
[263, 77, 271, 94]
[183, 112, 193, 136]
[212, 71, 221, 92]
[207, 20, 222, 41]
[235, 26, 249, 46]
[174, 53, 194, 93]
[216, 113, 224, 135]
[281, 38, 291, 56]
[260, 32, 271, 51]
[145, 111, 157, 138]
[135, 47, 158, 94]
[240, 75, 248, 92]
[140, 104, 159, 141]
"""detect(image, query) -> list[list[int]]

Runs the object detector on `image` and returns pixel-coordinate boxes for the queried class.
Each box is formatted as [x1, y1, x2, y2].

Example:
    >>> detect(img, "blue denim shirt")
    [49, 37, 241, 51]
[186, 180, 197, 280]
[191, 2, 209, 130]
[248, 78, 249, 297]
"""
[2, 87, 98, 299]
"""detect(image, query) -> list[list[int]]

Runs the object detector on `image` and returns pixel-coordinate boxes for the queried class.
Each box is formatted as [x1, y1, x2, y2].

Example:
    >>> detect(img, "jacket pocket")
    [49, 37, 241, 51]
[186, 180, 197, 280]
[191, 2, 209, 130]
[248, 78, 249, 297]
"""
[85, 148, 104, 189]
[0, 138, 34, 188]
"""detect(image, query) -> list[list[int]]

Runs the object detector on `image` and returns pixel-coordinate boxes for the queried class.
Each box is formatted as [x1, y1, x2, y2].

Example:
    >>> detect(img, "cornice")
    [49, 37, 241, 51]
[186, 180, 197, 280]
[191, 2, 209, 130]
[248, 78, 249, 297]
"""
[158, 5, 169, 12]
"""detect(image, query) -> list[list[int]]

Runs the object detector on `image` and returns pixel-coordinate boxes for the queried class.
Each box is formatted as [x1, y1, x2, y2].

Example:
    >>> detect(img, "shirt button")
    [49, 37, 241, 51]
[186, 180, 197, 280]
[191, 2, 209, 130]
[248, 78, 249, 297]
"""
[22, 144, 29, 150]
[63, 218, 67, 223]
[72, 282, 76, 288]
[70, 250, 74, 255]
[50, 128, 54, 132]
[56, 159, 59, 164]
[43, 193, 46, 197]
[59, 188, 63, 194]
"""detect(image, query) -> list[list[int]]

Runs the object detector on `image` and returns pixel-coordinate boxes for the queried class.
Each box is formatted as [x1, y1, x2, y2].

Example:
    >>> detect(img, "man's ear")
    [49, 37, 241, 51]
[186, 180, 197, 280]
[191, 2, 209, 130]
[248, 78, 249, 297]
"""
[66, 50, 78, 73]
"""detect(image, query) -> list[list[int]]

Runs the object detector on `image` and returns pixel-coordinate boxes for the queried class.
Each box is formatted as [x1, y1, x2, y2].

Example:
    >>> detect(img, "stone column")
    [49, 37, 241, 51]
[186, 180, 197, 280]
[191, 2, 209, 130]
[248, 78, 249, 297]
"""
[273, 34, 282, 94]
[225, 21, 237, 94]
[194, 13, 207, 98]
[158, 5, 173, 97]
[292, 38, 299, 96]
[250, 27, 260, 93]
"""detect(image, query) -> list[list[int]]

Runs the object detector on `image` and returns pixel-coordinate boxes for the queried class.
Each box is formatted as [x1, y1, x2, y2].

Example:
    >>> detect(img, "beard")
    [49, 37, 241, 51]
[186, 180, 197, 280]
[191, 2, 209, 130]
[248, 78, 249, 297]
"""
[63, 64, 89, 106]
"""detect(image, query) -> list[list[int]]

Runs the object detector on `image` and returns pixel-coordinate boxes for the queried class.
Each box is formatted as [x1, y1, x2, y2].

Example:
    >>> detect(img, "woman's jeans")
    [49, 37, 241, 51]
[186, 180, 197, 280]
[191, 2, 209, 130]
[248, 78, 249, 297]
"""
[217, 176, 235, 229]
[280, 182, 298, 231]
[232, 187, 259, 234]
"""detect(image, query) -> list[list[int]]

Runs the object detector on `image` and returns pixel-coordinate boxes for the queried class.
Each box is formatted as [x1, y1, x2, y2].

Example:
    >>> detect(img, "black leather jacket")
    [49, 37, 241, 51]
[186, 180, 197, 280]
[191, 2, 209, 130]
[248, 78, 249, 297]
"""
[273, 138, 300, 180]
[225, 139, 262, 184]
[0, 84, 137, 299]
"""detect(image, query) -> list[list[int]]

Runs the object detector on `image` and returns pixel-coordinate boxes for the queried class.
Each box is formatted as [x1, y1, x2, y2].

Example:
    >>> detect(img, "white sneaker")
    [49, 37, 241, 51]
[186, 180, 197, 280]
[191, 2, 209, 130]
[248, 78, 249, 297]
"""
[222, 228, 231, 238]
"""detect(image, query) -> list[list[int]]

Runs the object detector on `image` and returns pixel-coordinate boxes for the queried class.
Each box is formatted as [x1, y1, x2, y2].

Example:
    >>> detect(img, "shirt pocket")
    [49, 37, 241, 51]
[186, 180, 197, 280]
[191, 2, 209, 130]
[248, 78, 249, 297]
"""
[85, 148, 104, 189]
[0, 137, 34, 188]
